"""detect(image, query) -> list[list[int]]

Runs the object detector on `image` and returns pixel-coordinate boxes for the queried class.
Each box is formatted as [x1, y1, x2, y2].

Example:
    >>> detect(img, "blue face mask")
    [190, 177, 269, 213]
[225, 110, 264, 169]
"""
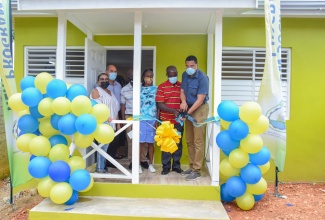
[168, 76, 178, 84]
[109, 72, 117, 80]
[186, 68, 196, 75]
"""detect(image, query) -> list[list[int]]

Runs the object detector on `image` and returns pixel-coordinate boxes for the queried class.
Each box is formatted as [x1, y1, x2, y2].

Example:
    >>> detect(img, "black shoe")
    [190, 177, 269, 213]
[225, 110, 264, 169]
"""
[161, 168, 170, 175]
[140, 161, 149, 169]
[172, 168, 183, 174]
[128, 162, 132, 170]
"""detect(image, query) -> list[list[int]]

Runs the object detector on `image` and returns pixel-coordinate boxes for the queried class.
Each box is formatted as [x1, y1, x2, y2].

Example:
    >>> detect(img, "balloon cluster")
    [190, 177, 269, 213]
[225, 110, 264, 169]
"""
[216, 100, 271, 211]
[8, 72, 115, 205]
[154, 121, 181, 154]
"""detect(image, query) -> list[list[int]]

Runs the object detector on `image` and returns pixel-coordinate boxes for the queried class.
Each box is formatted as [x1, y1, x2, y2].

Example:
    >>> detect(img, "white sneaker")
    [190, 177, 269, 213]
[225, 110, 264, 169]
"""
[139, 165, 143, 174]
[149, 164, 156, 173]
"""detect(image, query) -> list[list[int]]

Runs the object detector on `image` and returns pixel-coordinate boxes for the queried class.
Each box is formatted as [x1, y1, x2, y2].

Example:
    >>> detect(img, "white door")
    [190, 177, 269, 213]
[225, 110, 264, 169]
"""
[84, 38, 107, 94]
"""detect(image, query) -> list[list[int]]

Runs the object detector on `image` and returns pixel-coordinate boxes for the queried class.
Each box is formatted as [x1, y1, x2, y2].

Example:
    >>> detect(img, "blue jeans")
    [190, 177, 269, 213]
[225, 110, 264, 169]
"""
[96, 144, 109, 171]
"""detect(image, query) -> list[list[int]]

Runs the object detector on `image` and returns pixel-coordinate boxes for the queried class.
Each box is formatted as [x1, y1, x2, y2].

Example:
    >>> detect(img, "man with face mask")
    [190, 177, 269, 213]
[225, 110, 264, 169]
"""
[121, 69, 135, 170]
[106, 64, 122, 106]
[156, 65, 184, 175]
[180, 55, 209, 181]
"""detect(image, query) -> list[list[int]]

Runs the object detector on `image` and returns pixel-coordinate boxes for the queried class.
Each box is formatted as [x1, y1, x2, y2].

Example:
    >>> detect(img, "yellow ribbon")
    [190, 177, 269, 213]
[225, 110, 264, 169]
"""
[154, 121, 181, 154]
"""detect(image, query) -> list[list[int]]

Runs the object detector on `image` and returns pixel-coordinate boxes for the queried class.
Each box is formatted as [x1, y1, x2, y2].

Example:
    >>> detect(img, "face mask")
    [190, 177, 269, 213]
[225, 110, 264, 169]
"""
[109, 72, 117, 81]
[186, 68, 196, 75]
[100, 81, 109, 89]
[144, 77, 153, 85]
[168, 76, 177, 84]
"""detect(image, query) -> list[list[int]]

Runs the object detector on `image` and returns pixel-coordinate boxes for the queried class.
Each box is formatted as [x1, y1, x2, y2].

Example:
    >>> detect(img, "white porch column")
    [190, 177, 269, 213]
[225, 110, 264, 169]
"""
[131, 11, 142, 184]
[211, 10, 223, 186]
[56, 12, 67, 80]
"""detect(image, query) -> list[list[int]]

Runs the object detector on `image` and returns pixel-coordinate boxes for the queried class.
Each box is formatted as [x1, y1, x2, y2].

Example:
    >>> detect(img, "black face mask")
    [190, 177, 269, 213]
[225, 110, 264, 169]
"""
[100, 81, 109, 89]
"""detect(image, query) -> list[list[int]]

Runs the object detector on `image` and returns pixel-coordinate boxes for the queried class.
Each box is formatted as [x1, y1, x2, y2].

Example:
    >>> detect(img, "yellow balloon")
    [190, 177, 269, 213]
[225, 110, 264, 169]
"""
[229, 148, 249, 168]
[94, 124, 115, 144]
[50, 182, 73, 204]
[18, 109, 30, 117]
[38, 97, 54, 117]
[8, 93, 28, 112]
[68, 156, 86, 174]
[90, 103, 110, 124]
[236, 192, 255, 211]
[240, 134, 263, 154]
[74, 132, 95, 148]
[37, 176, 56, 197]
[34, 72, 53, 94]
[39, 118, 60, 138]
[220, 119, 231, 130]
[259, 161, 270, 174]
[52, 97, 71, 115]
[70, 96, 92, 116]
[248, 115, 269, 134]
[16, 133, 37, 152]
[29, 136, 51, 156]
[49, 144, 70, 162]
[239, 102, 262, 123]
[79, 176, 94, 193]
[220, 157, 240, 177]
[246, 177, 267, 195]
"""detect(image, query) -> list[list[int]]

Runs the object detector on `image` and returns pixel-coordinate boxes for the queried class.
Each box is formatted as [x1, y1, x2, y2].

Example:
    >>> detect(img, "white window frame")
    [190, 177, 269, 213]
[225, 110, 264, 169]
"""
[24, 46, 85, 80]
[222, 47, 291, 119]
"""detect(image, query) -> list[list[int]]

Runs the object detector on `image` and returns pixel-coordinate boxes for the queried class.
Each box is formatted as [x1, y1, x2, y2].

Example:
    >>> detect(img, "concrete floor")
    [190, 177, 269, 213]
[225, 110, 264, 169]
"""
[31, 196, 230, 220]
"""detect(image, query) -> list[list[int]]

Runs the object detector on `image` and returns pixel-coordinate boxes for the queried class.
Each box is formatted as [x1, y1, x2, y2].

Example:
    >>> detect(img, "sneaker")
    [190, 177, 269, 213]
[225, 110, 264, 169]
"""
[95, 169, 107, 174]
[161, 168, 170, 175]
[185, 172, 201, 181]
[148, 164, 156, 173]
[140, 161, 149, 169]
[181, 168, 193, 176]
[139, 165, 143, 174]
[172, 168, 183, 174]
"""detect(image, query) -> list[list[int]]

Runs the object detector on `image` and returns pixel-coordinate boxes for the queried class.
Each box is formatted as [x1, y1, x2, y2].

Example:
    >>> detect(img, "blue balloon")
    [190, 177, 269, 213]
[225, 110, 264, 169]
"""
[75, 114, 97, 135]
[66, 84, 88, 101]
[240, 163, 262, 184]
[91, 99, 98, 106]
[28, 156, 51, 178]
[253, 193, 264, 202]
[29, 106, 44, 119]
[69, 169, 91, 191]
[65, 190, 79, 205]
[18, 114, 39, 133]
[217, 100, 239, 121]
[225, 176, 246, 198]
[30, 155, 36, 161]
[58, 114, 77, 135]
[249, 146, 271, 166]
[216, 130, 240, 151]
[20, 76, 35, 91]
[50, 114, 62, 130]
[221, 149, 232, 156]
[46, 79, 67, 99]
[21, 87, 43, 107]
[48, 160, 71, 182]
[228, 120, 249, 140]
[220, 183, 235, 202]
[49, 134, 68, 147]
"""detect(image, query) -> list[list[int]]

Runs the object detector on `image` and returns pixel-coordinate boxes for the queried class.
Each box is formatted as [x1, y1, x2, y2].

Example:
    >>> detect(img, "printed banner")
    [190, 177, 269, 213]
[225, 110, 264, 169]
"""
[257, 0, 286, 172]
[0, 0, 32, 187]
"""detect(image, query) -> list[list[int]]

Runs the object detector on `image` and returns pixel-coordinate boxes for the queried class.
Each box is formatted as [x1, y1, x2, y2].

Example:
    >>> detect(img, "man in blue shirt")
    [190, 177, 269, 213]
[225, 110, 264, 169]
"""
[180, 55, 209, 181]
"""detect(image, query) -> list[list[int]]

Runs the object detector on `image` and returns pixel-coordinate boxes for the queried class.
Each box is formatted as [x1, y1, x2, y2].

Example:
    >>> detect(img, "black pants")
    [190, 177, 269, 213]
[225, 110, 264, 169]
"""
[161, 123, 184, 170]
[106, 135, 120, 166]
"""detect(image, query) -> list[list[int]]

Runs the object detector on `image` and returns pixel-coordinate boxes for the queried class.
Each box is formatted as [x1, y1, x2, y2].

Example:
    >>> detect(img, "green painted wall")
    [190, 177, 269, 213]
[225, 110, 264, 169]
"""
[13, 17, 325, 183]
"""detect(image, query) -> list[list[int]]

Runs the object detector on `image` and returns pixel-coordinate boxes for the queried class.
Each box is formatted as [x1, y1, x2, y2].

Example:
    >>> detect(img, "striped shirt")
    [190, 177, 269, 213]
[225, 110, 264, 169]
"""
[155, 80, 181, 124]
[120, 83, 133, 115]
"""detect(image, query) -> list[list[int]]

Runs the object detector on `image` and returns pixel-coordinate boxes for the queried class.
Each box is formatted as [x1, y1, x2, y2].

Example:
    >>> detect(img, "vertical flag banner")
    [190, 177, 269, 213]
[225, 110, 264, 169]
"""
[258, 0, 287, 172]
[0, 0, 32, 187]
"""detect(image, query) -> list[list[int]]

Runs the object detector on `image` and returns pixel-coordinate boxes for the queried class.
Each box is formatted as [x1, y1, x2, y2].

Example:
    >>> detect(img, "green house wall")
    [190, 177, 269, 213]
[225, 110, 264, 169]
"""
[14, 17, 325, 183]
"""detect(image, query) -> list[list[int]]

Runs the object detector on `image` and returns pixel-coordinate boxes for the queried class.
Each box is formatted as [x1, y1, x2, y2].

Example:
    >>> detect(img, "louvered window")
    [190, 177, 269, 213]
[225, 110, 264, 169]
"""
[222, 47, 291, 119]
[24, 46, 85, 78]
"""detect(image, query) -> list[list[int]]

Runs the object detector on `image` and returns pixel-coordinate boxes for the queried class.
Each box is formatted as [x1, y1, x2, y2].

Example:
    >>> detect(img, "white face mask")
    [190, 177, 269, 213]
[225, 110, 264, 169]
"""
[186, 68, 196, 75]
[168, 76, 177, 84]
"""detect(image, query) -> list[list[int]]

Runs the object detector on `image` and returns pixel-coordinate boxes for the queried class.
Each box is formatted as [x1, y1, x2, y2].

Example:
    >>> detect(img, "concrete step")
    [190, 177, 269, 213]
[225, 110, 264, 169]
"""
[29, 196, 229, 220]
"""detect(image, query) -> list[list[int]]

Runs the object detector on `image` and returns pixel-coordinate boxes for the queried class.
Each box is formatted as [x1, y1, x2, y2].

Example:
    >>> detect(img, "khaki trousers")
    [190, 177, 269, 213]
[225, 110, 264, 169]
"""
[185, 104, 209, 172]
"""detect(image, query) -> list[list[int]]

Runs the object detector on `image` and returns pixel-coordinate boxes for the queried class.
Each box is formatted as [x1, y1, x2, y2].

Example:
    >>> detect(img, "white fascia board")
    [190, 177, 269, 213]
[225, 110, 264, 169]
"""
[18, 0, 257, 11]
